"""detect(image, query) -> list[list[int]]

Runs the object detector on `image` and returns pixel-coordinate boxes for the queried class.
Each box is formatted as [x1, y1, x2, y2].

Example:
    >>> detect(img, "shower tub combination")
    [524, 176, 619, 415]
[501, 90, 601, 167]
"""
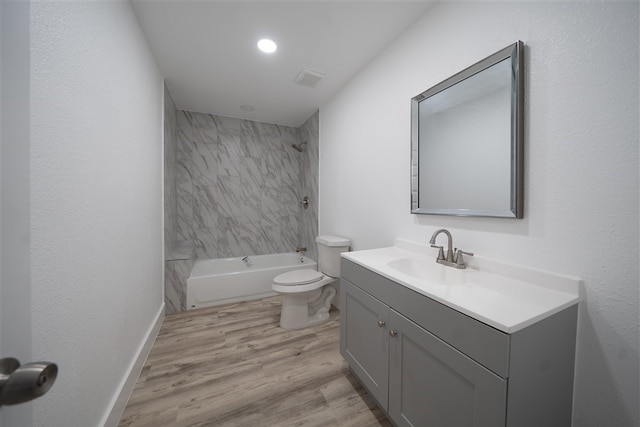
[186, 252, 317, 310]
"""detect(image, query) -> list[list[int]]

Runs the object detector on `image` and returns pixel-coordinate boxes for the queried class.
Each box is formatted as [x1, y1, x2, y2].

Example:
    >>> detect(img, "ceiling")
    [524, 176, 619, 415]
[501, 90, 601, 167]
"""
[131, 1, 435, 127]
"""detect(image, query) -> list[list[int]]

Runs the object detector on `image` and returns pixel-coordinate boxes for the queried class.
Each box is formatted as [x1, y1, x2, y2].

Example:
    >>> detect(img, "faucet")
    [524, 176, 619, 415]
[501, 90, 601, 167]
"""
[429, 229, 473, 269]
[241, 256, 252, 267]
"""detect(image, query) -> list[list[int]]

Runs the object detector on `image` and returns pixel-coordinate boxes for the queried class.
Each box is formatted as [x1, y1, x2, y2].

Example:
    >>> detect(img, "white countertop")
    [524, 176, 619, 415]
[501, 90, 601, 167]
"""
[341, 239, 582, 333]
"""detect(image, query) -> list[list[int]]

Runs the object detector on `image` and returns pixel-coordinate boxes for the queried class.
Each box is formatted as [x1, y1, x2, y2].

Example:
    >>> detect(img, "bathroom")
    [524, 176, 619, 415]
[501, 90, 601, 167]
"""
[1, 1, 638, 427]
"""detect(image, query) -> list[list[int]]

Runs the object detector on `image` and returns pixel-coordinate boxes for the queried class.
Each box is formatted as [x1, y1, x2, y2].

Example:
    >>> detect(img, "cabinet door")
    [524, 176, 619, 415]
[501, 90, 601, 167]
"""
[340, 279, 390, 410]
[389, 310, 507, 427]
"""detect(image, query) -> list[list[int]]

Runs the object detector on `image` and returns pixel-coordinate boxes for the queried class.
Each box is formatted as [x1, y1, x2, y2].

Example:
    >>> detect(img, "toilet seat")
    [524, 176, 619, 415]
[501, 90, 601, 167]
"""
[272, 271, 335, 294]
[274, 269, 323, 286]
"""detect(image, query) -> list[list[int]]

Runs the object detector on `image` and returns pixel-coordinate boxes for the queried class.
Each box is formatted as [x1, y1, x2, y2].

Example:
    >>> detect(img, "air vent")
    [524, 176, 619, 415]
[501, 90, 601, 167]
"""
[295, 69, 325, 88]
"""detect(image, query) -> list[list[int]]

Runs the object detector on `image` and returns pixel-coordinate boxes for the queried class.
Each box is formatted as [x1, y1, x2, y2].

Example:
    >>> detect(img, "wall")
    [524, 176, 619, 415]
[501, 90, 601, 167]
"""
[175, 112, 306, 259]
[164, 84, 195, 313]
[298, 111, 320, 261]
[30, 2, 164, 425]
[320, 2, 639, 426]
[164, 84, 178, 255]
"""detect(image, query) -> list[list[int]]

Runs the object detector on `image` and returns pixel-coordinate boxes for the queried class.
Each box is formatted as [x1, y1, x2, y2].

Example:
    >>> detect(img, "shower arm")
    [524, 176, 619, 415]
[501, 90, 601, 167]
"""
[291, 141, 308, 152]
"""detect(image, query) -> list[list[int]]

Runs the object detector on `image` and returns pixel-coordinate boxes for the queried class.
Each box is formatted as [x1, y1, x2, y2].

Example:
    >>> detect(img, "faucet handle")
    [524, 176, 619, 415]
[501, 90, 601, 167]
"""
[454, 248, 474, 267]
[430, 244, 445, 261]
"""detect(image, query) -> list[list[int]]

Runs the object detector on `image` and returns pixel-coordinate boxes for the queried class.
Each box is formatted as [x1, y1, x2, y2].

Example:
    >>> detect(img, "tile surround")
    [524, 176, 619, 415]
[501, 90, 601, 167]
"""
[163, 85, 319, 311]
[174, 110, 317, 260]
[163, 85, 178, 256]
[299, 111, 320, 262]
[164, 241, 195, 314]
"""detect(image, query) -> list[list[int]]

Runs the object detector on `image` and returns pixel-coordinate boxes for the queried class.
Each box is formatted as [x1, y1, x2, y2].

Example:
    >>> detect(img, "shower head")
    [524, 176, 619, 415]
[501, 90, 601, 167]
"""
[292, 141, 308, 152]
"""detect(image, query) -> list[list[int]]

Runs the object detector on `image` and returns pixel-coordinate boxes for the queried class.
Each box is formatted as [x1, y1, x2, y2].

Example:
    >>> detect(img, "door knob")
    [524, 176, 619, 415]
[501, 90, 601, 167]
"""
[389, 330, 397, 337]
[377, 320, 386, 327]
[0, 357, 58, 406]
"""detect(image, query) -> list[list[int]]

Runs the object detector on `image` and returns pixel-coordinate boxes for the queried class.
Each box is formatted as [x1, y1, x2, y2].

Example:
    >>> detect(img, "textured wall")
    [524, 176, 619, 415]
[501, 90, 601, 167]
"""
[320, 2, 638, 426]
[29, 2, 164, 425]
[175, 112, 306, 259]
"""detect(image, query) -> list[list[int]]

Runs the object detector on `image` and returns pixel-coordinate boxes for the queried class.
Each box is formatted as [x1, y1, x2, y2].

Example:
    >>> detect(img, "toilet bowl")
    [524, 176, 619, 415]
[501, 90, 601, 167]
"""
[272, 235, 349, 329]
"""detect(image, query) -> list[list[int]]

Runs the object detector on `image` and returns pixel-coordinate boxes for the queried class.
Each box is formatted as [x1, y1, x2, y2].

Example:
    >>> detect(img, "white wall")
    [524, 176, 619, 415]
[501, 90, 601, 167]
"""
[320, 2, 639, 426]
[29, 2, 164, 425]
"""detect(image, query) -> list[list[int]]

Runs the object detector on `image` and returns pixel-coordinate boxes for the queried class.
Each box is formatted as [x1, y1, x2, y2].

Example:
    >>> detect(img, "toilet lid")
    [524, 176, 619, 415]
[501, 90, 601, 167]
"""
[274, 270, 323, 286]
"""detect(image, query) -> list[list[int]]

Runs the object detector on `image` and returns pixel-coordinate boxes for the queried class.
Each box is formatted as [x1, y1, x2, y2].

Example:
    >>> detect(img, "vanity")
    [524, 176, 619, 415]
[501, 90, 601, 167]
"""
[339, 238, 581, 427]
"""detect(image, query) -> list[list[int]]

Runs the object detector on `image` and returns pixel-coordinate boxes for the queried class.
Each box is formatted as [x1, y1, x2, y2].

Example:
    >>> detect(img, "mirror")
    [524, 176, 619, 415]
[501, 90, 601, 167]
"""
[411, 41, 523, 218]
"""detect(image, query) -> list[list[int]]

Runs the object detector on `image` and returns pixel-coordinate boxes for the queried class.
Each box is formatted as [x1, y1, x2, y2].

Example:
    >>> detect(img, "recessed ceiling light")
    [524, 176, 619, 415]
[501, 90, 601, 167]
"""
[257, 38, 277, 54]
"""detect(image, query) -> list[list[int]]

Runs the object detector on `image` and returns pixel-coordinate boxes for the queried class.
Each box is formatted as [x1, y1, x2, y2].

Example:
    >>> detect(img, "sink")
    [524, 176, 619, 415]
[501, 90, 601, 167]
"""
[341, 238, 582, 333]
[387, 257, 468, 286]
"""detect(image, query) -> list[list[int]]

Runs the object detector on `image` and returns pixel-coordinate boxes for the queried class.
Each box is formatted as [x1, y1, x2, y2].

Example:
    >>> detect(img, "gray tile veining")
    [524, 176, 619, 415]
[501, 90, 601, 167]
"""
[165, 241, 195, 313]
[299, 111, 320, 262]
[164, 85, 178, 256]
[172, 110, 317, 260]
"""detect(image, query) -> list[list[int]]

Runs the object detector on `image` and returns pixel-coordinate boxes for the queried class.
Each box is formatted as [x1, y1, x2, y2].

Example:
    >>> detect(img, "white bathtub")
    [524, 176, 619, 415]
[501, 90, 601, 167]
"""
[186, 252, 317, 310]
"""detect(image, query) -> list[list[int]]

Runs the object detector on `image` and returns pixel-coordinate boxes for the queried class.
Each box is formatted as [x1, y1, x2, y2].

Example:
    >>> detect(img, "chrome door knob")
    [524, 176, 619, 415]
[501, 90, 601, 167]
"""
[389, 330, 397, 337]
[377, 320, 386, 327]
[0, 357, 58, 406]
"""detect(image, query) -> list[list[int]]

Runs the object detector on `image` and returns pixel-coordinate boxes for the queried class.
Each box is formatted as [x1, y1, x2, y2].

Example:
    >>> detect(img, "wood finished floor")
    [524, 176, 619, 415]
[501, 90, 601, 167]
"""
[118, 297, 391, 427]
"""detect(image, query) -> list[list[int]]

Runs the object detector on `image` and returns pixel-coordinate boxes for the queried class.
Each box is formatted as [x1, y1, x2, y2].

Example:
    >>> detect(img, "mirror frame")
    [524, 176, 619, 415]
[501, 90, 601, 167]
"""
[411, 41, 524, 218]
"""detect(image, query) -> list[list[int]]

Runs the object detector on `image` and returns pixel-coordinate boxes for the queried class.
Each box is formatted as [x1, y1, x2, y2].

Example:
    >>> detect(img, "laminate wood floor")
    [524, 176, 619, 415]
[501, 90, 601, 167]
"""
[118, 296, 391, 427]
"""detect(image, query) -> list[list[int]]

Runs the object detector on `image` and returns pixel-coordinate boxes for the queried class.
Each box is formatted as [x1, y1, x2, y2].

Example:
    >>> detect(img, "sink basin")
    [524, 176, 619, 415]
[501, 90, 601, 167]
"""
[387, 257, 468, 286]
[341, 238, 582, 333]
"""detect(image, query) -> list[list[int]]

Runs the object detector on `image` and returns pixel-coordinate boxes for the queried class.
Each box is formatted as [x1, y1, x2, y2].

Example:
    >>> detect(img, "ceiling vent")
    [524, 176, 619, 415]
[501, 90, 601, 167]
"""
[295, 69, 325, 88]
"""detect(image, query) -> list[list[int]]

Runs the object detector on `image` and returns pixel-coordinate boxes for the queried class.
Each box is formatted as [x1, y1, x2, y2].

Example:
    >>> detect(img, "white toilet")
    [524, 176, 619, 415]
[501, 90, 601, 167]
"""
[272, 235, 350, 329]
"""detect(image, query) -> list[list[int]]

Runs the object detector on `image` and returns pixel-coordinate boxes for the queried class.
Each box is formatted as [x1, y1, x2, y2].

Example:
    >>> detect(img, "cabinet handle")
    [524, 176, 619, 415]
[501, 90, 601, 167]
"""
[377, 320, 386, 327]
[389, 330, 397, 337]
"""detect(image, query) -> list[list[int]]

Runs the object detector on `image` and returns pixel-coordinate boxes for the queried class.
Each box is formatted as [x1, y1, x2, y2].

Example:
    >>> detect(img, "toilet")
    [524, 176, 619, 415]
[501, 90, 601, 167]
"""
[272, 235, 350, 329]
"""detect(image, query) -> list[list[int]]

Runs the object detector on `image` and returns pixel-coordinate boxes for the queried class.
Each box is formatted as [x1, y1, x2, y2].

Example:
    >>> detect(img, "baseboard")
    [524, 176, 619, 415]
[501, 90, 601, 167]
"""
[101, 303, 165, 427]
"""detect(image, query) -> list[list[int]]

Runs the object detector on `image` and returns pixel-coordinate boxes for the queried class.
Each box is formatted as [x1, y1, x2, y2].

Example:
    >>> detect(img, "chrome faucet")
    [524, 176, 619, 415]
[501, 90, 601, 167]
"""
[429, 228, 473, 269]
[241, 256, 252, 267]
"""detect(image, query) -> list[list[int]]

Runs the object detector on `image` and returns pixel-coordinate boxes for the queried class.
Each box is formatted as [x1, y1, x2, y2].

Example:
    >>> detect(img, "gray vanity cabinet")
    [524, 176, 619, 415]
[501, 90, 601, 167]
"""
[340, 258, 578, 427]
[341, 279, 506, 426]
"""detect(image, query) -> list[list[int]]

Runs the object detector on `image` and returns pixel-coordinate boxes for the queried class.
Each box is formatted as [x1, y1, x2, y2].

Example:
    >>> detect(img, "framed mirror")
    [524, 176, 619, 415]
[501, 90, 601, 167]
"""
[411, 41, 523, 218]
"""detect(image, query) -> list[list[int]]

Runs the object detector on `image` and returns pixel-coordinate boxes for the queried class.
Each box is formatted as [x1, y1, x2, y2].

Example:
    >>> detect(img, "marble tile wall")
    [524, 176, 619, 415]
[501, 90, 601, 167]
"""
[164, 84, 178, 255]
[298, 111, 319, 262]
[164, 242, 195, 314]
[175, 111, 314, 260]
[164, 85, 194, 312]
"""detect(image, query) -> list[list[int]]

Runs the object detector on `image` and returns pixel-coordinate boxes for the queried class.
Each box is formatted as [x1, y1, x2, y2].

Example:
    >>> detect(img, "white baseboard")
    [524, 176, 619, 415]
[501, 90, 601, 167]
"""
[101, 303, 165, 427]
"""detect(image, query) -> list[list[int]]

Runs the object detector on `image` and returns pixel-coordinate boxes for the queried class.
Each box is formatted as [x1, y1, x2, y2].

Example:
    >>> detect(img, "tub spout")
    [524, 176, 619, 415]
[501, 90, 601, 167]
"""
[241, 256, 252, 267]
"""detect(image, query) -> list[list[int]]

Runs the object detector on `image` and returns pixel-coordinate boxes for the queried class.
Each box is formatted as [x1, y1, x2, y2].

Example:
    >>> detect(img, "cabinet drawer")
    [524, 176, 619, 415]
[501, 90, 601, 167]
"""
[342, 258, 510, 377]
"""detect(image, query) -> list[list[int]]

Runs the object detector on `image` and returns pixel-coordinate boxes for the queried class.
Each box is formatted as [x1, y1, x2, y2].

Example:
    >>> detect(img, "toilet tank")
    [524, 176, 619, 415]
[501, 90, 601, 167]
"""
[316, 235, 350, 277]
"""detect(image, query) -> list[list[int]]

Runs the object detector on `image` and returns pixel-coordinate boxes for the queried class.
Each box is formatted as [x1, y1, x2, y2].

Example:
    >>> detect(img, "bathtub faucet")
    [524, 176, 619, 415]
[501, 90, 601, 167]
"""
[241, 256, 252, 267]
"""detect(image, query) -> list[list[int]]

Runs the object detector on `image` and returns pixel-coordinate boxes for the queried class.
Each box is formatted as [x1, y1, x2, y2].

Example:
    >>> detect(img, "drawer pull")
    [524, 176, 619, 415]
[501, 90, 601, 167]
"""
[377, 320, 386, 327]
[389, 330, 398, 337]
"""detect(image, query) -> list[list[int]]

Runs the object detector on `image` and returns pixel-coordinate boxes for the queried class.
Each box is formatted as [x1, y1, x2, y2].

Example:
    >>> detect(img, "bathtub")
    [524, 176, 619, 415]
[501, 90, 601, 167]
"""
[186, 252, 317, 310]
